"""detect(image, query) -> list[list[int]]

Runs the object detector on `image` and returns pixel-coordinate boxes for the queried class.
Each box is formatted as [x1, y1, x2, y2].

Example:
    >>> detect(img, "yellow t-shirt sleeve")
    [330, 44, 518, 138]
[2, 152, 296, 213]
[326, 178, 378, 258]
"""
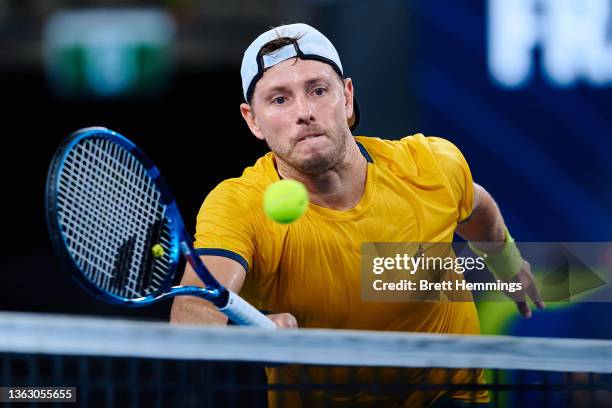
[193, 181, 257, 272]
[426, 137, 475, 222]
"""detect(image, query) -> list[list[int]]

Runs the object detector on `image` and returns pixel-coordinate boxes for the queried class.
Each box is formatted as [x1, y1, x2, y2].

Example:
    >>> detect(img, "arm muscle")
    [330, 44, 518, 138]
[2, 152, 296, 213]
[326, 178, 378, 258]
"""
[170, 255, 246, 325]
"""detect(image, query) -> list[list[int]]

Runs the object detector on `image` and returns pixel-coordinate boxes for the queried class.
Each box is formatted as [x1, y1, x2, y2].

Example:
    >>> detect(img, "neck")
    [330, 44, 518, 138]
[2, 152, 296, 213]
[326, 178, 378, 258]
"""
[276, 140, 368, 211]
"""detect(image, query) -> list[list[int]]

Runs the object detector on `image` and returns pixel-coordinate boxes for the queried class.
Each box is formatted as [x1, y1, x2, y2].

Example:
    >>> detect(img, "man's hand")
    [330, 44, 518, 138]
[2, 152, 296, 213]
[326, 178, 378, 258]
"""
[504, 261, 545, 318]
[455, 184, 546, 318]
[267, 313, 299, 328]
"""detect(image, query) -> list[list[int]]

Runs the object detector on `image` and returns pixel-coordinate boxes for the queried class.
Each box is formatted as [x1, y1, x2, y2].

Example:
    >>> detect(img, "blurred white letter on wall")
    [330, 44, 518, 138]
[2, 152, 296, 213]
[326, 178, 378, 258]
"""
[488, 0, 539, 88]
[488, 0, 612, 89]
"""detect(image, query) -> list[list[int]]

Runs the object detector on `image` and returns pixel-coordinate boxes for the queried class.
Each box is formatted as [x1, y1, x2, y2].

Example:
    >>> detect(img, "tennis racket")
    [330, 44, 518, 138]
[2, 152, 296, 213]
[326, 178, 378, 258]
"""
[46, 127, 275, 328]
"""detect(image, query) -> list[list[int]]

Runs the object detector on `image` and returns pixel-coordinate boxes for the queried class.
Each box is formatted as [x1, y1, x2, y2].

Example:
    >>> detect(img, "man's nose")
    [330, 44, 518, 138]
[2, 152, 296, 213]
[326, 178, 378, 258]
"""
[294, 94, 315, 126]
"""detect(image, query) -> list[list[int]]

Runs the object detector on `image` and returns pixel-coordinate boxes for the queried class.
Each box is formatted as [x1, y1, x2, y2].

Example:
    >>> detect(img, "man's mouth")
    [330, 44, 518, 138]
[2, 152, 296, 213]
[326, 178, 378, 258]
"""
[297, 133, 324, 143]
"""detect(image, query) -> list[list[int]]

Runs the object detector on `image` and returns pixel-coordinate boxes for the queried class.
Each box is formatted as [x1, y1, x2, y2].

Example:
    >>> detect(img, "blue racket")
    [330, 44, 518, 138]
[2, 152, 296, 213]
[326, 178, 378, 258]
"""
[46, 127, 275, 328]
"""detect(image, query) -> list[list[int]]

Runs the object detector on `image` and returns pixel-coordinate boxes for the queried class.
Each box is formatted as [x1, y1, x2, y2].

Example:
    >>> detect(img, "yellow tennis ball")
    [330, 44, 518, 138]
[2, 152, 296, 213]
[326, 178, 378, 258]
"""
[151, 244, 164, 258]
[263, 180, 309, 224]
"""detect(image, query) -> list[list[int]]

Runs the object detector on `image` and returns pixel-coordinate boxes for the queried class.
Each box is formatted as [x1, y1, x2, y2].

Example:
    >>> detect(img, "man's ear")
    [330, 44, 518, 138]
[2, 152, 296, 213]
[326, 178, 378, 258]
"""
[240, 103, 265, 140]
[343, 78, 354, 125]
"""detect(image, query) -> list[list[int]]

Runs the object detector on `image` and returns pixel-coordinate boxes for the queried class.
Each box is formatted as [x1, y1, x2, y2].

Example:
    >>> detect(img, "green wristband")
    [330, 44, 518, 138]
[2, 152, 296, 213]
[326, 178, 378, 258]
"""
[468, 226, 523, 280]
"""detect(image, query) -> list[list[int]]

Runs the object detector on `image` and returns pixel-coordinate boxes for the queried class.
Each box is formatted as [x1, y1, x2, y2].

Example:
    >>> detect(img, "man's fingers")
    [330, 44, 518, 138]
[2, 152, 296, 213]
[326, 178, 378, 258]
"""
[267, 313, 298, 328]
[508, 287, 531, 318]
[515, 301, 532, 318]
[500, 261, 545, 318]
[503, 283, 524, 304]
[522, 262, 546, 310]
[502, 288, 531, 318]
[503, 280, 533, 318]
[528, 283, 545, 310]
[529, 285, 546, 309]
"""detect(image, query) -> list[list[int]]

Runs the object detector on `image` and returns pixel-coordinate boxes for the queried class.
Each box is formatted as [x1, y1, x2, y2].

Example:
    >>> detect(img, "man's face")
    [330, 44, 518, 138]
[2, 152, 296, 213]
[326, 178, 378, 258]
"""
[242, 58, 353, 175]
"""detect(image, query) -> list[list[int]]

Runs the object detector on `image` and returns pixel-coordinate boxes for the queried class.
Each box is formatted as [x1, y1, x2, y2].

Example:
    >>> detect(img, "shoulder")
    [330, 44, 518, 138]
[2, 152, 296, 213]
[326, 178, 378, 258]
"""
[415, 135, 466, 162]
[355, 134, 468, 176]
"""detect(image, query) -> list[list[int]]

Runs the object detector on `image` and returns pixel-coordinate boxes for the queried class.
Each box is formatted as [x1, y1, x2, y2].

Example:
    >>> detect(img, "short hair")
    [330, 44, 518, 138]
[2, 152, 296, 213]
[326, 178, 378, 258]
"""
[258, 34, 304, 57]
[250, 34, 345, 104]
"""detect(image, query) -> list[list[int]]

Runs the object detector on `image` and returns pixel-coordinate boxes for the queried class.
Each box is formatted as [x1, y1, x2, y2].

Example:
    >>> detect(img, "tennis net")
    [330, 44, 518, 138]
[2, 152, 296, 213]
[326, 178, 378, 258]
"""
[1, 312, 611, 407]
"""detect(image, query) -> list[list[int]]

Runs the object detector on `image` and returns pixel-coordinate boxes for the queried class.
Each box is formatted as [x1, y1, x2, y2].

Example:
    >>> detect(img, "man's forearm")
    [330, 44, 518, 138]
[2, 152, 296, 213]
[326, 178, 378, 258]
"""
[457, 185, 543, 316]
[170, 297, 229, 325]
[170, 255, 247, 326]
[455, 183, 506, 252]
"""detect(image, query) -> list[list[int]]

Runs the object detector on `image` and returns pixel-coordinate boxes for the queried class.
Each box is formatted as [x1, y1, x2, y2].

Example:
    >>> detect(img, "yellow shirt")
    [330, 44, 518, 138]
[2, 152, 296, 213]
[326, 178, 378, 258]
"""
[194, 134, 487, 406]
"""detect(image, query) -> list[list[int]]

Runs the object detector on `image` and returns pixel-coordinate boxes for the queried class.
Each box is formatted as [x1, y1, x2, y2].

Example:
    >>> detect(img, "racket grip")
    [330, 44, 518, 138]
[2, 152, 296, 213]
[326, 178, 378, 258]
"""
[219, 291, 276, 329]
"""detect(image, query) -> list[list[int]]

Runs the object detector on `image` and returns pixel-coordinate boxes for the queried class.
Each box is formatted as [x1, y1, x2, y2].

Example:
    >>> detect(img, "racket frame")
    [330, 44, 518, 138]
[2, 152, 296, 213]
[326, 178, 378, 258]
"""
[46, 128, 228, 308]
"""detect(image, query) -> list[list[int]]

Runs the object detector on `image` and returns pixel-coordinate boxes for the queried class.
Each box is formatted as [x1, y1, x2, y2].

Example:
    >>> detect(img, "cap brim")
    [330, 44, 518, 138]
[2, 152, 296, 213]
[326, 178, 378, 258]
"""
[348, 96, 360, 131]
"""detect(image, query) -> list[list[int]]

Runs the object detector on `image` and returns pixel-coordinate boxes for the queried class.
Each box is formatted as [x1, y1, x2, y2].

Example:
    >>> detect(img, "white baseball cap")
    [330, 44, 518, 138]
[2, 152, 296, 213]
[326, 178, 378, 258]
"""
[240, 23, 360, 131]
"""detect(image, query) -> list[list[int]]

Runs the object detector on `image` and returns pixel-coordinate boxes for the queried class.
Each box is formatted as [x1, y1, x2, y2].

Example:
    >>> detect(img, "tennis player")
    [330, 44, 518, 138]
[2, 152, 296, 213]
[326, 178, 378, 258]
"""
[171, 23, 544, 407]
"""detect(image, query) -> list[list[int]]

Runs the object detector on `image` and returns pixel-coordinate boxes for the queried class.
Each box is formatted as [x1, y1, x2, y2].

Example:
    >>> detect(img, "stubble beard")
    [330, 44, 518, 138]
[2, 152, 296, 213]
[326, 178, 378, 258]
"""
[270, 124, 349, 176]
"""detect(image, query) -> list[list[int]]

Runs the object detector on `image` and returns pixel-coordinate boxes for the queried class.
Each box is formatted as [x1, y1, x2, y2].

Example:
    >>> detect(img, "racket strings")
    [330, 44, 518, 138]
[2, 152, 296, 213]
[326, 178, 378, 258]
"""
[59, 140, 156, 295]
[136, 219, 164, 295]
[112, 235, 137, 293]
[56, 136, 174, 299]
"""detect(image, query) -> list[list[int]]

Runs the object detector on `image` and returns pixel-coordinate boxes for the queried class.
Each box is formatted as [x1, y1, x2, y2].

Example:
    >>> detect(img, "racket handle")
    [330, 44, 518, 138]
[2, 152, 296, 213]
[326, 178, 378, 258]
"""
[219, 291, 276, 329]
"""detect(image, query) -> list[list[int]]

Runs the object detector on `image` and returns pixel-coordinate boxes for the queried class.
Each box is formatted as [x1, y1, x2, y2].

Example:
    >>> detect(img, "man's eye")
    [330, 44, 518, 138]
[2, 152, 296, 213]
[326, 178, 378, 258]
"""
[273, 96, 286, 104]
[314, 88, 326, 96]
